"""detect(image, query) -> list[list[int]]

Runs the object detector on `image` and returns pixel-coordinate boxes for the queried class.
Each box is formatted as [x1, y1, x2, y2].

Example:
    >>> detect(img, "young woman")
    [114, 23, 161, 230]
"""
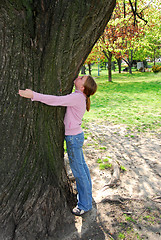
[19, 75, 97, 216]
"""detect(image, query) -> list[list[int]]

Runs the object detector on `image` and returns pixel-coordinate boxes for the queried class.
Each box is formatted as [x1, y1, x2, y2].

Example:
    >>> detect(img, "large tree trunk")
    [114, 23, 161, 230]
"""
[0, 0, 116, 239]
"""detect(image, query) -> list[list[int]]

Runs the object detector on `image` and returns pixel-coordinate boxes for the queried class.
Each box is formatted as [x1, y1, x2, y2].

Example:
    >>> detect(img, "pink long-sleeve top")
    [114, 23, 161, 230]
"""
[32, 90, 86, 135]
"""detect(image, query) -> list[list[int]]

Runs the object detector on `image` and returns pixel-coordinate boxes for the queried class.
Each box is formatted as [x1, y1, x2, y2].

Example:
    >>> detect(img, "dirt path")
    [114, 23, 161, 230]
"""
[62, 121, 161, 240]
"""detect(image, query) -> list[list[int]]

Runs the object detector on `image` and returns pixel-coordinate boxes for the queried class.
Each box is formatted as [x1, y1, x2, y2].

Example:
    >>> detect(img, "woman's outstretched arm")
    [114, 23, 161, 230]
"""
[18, 89, 82, 107]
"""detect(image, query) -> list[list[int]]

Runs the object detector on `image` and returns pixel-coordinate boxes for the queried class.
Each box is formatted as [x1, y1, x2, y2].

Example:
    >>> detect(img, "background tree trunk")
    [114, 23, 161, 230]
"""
[0, 0, 116, 239]
[154, 48, 156, 66]
[88, 63, 92, 75]
[103, 50, 113, 82]
[116, 58, 122, 73]
[81, 65, 86, 75]
[128, 50, 133, 74]
[108, 51, 113, 82]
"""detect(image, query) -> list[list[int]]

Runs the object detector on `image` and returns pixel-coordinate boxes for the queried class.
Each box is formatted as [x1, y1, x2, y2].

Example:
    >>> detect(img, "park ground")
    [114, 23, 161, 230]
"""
[52, 68, 161, 240]
[61, 121, 161, 240]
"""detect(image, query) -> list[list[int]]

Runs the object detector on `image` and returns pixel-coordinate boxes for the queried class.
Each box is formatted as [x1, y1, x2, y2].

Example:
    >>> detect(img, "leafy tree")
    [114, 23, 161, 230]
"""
[88, 0, 160, 79]
[117, 21, 145, 73]
[0, 0, 116, 239]
[85, 45, 101, 75]
[136, 2, 161, 65]
[112, 0, 146, 74]
[92, 0, 150, 80]
[93, 0, 145, 81]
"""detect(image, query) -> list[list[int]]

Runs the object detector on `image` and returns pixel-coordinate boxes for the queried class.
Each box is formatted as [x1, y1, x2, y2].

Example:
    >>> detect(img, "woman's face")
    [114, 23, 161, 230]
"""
[74, 76, 87, 91]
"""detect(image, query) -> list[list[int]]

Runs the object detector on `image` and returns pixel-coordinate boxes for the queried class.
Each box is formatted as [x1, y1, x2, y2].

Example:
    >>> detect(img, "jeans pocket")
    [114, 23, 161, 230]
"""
[65, 136, 73, 148]
[65, 133, 84, 148]
[75, 134, 84, 148]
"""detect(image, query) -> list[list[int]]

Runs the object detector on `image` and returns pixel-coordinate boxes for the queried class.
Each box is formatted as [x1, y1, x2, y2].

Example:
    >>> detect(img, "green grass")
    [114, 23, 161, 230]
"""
[120, 165, 126, 171]
[97, 157, 112, 170]
[118, 232, 125, 239]
[99, 163, 112, 170]
[124, 214, 136, 223]
[83, 65, 161, 132]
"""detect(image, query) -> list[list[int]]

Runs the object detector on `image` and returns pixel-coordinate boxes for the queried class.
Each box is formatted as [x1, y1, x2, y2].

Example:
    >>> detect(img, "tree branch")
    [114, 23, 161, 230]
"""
[128, 0, 148, 26]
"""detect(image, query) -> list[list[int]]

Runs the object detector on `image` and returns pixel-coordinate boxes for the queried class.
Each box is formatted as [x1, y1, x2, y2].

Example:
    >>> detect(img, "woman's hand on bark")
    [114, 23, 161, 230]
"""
[19, 89, 33, 99]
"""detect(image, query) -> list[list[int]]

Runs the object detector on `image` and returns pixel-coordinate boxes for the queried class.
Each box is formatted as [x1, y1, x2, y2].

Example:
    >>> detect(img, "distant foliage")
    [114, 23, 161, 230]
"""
[152, 65, 161, 73]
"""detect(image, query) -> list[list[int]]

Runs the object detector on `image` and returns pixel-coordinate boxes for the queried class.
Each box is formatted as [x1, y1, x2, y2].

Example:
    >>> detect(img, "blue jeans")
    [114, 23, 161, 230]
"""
[65, 132, 92, 211]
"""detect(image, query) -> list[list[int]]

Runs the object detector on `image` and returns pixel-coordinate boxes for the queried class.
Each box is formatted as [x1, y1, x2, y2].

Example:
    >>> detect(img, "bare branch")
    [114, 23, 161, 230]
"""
[128, 0, 148, 26]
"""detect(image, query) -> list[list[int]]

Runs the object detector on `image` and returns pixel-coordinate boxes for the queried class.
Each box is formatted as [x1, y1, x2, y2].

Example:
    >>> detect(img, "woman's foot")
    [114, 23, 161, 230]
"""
[72, 206, 86, 216]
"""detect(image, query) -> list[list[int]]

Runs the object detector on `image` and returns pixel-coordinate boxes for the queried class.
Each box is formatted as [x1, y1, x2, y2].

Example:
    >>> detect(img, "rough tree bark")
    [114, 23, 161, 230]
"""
[0, 0, 116, 239]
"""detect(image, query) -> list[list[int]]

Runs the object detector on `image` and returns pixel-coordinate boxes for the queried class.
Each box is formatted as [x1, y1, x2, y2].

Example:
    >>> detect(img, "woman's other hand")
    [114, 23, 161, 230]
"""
[18, 89, 33, 99]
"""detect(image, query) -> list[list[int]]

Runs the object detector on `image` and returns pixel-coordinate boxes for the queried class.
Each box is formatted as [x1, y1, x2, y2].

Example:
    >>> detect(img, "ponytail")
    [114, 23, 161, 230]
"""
[83, 75, 97, 112]
[86, 96, 90, 112]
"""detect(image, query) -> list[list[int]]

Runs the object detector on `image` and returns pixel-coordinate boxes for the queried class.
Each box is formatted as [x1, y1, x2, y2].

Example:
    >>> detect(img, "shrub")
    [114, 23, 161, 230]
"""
[152, 65, 161, 73]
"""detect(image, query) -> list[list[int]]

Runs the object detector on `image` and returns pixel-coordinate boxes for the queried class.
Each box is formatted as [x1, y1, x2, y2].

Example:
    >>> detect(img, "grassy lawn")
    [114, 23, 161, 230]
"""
[83, 65, 161, 132]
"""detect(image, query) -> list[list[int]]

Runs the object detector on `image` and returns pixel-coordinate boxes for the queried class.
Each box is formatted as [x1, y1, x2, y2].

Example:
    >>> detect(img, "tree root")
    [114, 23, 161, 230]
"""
[99, 194, 161, 205]
[152, 196, 161, 203]
[100, 194, 130, 204]
[106, 159, 121, 187]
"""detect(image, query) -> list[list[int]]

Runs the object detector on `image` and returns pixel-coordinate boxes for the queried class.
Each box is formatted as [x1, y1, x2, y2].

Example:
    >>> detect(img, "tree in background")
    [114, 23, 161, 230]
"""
[111, 0, 147, 74]
[85, 44, 105, 75]
[135, 2, 161, 65]
[87, 0, 146, 82]
[85, 45, 101, 75]
[0, 0, 116, 239]
[87, 0, 155, 79]
[116, 20, 145, 74]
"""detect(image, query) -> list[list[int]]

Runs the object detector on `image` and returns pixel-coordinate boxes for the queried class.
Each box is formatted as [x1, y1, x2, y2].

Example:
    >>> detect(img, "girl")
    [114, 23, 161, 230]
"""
[19, 75, 97, 216]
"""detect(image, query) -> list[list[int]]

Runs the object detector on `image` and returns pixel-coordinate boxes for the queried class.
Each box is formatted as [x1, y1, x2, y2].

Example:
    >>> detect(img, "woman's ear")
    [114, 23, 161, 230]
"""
[80, 85, 85, 92]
